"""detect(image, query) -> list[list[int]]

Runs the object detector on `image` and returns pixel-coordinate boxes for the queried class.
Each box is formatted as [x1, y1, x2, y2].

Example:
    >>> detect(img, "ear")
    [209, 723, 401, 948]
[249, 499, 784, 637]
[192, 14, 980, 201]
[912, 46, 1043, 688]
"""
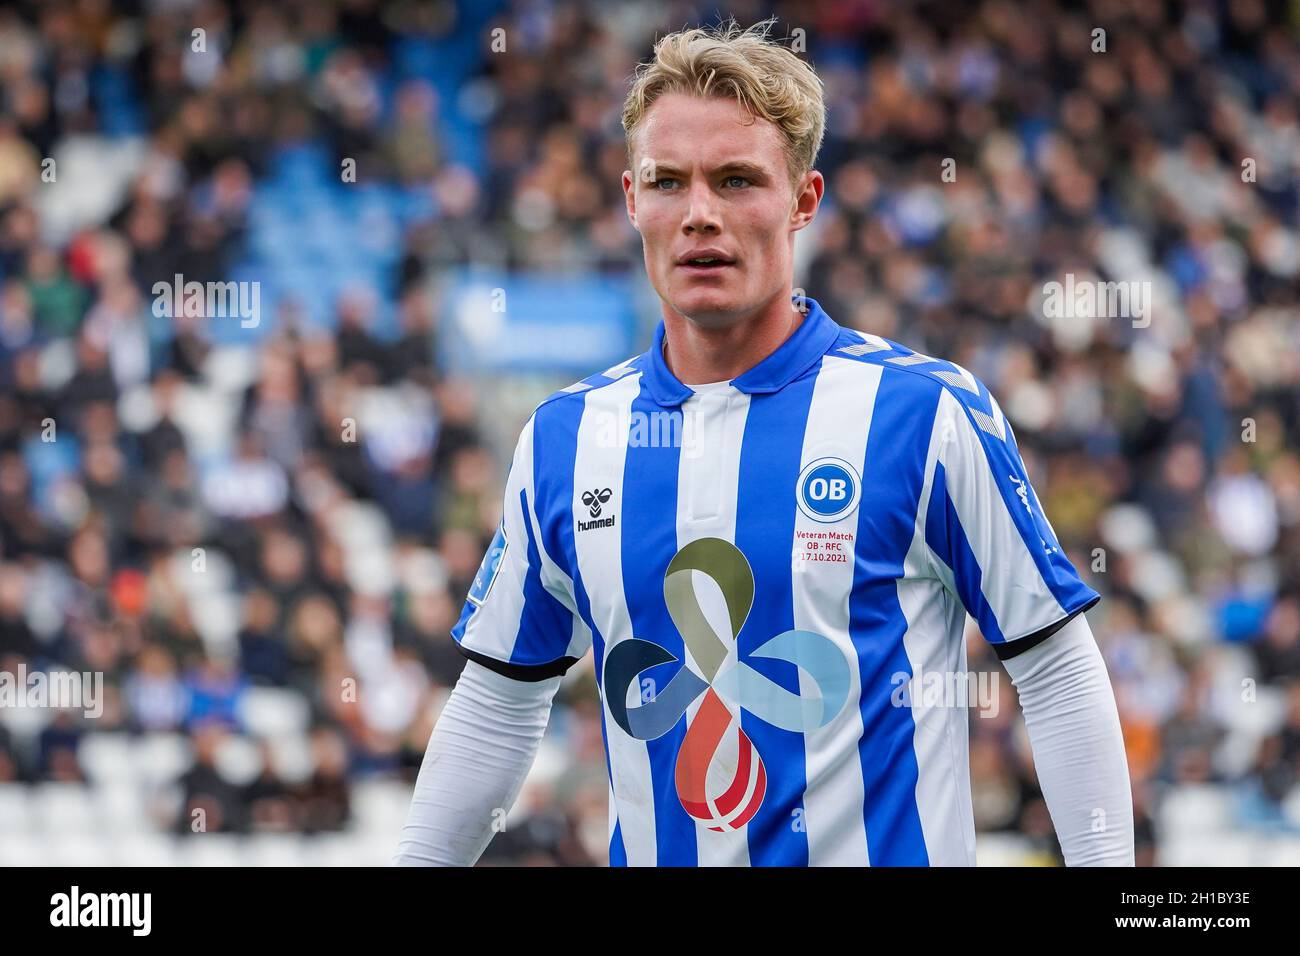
[622, 168, 638, 230]
[790, 169, 824, 232]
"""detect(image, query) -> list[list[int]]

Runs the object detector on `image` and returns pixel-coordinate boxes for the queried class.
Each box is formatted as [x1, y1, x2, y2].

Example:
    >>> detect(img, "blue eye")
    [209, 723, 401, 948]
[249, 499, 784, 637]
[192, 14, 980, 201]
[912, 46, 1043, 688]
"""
[653, 178, 679, 190]
[723, 176, 750, 188]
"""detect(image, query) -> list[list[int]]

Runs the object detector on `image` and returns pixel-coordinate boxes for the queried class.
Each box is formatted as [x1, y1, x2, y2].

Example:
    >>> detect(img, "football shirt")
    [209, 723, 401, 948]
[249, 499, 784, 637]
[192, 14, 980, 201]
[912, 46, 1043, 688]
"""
[453, 295, 1100, 866]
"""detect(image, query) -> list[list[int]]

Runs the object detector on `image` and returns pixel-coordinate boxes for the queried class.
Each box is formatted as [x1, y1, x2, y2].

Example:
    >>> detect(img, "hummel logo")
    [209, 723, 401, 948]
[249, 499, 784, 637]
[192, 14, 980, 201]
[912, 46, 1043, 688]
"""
[578, 488, 616, 532]
[581, 488, 612, 518]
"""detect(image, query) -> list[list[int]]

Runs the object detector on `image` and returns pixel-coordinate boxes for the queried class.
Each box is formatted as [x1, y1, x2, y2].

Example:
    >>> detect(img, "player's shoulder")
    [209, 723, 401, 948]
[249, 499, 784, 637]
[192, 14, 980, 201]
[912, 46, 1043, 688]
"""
[829, 326, 964, 386]
[828, 327, 1008, 439]
[538, 354, 644, 408]
[529, 353, 648, 423]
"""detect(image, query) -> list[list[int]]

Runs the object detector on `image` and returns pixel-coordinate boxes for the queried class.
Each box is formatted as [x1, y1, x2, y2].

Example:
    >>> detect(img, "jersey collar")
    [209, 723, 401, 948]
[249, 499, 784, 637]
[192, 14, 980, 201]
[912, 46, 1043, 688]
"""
[642, 295, 840, 407]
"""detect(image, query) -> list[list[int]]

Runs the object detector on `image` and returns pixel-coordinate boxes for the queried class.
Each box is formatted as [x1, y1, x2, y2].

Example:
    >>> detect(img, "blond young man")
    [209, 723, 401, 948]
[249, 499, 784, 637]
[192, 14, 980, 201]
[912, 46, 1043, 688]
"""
[395, 20, 1132, 867]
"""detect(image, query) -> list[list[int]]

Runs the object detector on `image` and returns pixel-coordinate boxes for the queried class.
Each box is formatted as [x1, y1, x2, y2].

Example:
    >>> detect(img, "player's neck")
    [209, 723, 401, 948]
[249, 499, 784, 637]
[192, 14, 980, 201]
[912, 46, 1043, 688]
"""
[660, 294, 805, 386]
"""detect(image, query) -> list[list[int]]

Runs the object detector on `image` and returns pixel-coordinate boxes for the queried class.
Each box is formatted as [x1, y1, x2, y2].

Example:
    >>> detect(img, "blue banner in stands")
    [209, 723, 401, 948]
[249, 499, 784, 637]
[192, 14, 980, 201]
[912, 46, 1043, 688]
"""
[441, 273, 638, 373]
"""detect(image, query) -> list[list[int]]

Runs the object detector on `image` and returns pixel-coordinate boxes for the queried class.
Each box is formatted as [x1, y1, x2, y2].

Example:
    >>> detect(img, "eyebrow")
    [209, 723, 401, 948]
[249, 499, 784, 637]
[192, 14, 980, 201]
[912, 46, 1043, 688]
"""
[649, 161, 769, 179]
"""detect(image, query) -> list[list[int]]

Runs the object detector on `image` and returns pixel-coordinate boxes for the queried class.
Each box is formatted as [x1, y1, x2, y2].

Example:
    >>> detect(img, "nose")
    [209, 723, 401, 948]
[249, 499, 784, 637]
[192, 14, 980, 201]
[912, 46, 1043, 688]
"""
[682, 179, 721, 235]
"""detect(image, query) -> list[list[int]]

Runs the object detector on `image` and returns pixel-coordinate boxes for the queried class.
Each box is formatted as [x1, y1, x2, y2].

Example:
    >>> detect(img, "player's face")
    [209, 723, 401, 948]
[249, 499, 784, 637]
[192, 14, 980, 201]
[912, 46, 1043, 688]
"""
[623, 92, 821, 327]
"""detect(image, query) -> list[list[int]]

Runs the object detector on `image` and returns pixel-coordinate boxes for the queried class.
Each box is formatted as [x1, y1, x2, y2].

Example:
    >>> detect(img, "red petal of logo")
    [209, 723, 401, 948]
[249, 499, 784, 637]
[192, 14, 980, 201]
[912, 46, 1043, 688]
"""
[675, 688, 767, 831]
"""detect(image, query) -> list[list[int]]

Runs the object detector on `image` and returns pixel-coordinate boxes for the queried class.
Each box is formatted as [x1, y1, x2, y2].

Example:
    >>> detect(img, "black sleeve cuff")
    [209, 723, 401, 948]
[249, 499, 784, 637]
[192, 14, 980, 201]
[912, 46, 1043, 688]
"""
[992, 594, 1101, 662]
[454, 641, 579, 681]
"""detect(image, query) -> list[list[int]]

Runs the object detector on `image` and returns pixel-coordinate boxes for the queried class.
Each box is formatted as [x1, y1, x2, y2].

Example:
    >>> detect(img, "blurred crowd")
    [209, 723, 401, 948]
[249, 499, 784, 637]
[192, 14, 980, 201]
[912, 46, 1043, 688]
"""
[0, 0, 1298, 866]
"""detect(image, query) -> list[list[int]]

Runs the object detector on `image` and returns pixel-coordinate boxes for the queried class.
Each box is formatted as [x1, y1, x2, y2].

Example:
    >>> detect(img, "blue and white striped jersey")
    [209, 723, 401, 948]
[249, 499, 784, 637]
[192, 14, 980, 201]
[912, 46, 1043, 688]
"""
[452, 295, 1100, 866]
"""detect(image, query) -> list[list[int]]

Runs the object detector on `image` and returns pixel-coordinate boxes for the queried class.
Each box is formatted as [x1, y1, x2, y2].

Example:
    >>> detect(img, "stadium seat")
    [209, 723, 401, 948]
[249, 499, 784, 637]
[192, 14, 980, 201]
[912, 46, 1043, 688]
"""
[0, 785, 35, 835]
[110, 834, 179, 867]
[135, 734, 194, 786]
[240, 688, 311, 738]
[175, 834, 245, 868]
[33, 782, 98, 834]
[78, 733, 138, 785]
[352, 779, 415, 836]
[1160, 784, 1234, 836]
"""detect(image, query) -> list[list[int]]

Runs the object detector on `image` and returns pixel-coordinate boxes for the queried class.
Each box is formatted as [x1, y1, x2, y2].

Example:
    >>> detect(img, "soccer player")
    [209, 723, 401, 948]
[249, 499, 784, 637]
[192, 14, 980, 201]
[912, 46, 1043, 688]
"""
[394, 20, 1133, 866]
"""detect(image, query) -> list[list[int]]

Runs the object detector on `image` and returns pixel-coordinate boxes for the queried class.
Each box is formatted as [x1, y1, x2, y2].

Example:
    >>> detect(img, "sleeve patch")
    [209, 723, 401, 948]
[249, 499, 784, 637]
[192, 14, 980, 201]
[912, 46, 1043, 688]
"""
[466, 523, 508, 607]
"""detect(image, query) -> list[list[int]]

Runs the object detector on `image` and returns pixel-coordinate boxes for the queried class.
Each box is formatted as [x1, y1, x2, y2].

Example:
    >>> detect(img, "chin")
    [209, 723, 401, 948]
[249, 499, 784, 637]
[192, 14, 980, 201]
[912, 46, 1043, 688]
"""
[669, 287, 744, 325]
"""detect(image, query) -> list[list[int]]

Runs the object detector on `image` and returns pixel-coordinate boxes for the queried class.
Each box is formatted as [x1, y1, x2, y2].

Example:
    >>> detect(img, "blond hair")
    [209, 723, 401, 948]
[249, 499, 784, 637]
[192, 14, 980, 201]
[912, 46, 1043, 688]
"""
[621, 18, 826, 190]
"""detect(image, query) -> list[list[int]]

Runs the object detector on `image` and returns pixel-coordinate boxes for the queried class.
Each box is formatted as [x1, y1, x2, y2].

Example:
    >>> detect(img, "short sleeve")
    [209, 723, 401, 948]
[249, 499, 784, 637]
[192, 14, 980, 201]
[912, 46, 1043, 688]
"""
[450, 413, 587, 680]
[923, 383, 1100, 659]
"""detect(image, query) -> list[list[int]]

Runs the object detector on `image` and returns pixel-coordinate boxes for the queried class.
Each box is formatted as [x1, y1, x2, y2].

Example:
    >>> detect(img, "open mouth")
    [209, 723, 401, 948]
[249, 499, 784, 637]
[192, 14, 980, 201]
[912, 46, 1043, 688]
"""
[678, 256, 736, 272]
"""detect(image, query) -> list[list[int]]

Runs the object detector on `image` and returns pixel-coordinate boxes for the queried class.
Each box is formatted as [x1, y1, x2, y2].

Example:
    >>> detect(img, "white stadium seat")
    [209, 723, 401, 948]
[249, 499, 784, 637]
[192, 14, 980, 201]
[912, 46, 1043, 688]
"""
[135, 733, 194, 786]
[0, 785, 35, 835]
[34, 783, 97, 834]
[239, 687, 311, 738]
[79, 733, 139, 785]
[352, 779, 414, 836]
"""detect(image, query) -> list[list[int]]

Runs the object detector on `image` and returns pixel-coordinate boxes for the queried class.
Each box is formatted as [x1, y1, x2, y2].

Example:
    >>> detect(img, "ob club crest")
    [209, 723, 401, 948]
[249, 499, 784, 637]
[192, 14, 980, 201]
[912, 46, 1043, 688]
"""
[796, 457, 861, 523]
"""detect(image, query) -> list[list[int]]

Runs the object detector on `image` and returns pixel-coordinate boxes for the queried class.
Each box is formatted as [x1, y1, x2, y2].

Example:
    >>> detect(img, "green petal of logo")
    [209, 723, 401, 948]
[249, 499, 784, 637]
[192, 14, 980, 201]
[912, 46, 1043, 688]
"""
[603, 537, 852, 831]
